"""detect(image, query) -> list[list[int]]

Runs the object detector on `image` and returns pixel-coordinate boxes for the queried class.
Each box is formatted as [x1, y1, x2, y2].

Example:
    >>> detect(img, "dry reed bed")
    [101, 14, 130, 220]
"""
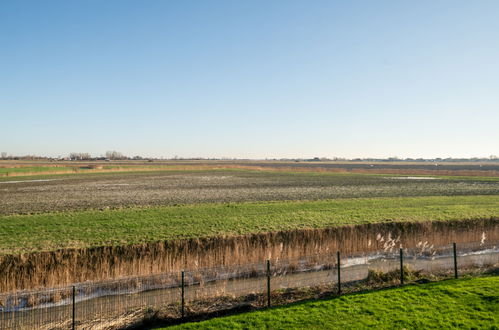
[0, 165, 219, 177]
[0, 218, 497, 293]
[8, 268, 499, 330]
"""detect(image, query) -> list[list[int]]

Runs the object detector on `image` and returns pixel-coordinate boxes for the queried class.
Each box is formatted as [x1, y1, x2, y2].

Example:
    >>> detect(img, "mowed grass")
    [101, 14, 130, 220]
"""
[164, 277, 499, 329]
[0, 195, 498, 254]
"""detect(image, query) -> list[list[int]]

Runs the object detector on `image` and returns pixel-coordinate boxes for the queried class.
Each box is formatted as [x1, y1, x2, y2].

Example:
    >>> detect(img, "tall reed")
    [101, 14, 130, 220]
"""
[0, 218, 497, 292]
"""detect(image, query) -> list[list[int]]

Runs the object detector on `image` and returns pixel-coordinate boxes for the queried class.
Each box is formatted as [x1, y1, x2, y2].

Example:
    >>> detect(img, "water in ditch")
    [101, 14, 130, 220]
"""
[1, 244, 498, 329]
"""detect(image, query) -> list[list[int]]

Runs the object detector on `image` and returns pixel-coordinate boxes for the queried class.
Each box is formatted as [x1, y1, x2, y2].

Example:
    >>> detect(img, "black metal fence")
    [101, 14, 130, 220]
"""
[1, 240, 497, 330]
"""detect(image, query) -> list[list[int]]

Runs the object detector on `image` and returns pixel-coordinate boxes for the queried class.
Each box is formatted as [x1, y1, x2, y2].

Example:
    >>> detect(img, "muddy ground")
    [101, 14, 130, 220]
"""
[1, 170, 498, 215]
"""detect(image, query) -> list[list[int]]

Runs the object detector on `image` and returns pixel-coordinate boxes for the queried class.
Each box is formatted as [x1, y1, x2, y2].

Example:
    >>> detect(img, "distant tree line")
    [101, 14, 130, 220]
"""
[299, 156, 499, 162]
[0, 151, 130, 161]
[0, 153, 49, 160]
[1, 152, 498, 162]
[69, 153, 92, 161]
[105, 151, 127, 160]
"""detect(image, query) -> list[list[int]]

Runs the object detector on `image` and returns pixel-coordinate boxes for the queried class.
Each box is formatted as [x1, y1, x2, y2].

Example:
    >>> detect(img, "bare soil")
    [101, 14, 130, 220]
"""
[1, 170, 498, 215]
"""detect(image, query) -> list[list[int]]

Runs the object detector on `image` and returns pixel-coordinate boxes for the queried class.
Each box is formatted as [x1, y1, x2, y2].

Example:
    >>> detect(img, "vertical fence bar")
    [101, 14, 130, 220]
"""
[337, 251, 341, 295]
[264, 259, 271, 308]
[399, 248, 404, 285]
[453, 242, 458, 279]
[72, 285, 76, 330]
[181, 271, 185, 318]
[266, 259, 271, 308]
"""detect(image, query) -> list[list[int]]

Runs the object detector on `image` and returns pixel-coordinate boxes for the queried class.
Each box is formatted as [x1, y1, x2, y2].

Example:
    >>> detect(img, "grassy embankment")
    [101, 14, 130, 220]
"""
[164, 276, 499, 329]
[0, 165, 209, 177]
[1, 162, 499, 179]
[1, 195, 498, 254]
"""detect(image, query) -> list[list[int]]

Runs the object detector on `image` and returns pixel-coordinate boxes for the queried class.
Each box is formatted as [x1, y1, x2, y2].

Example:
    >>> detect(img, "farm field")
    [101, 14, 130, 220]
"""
[164, 276, 499, 330]
[1, 167, 498, 215]
[0, 195, 498, 254]
[2, 160, 499, 177]
[1, 161, 498, 293]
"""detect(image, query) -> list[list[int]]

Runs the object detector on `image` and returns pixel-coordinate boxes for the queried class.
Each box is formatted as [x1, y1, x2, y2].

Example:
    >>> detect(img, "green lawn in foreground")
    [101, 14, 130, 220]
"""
[164, 276, 499, 329]
[0, 195, 498, 254]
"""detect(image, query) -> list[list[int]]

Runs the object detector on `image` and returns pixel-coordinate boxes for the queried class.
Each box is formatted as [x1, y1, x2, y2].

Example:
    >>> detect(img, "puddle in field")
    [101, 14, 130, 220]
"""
[385, 176, 437, 180]
[98, 183, 131, 186]
[199, 176, 233, 180]
[0, 179, 62, 184]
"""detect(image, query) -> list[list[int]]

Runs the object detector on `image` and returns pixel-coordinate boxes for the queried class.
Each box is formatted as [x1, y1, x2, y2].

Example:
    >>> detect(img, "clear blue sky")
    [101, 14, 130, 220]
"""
[1, 1, 498, 159]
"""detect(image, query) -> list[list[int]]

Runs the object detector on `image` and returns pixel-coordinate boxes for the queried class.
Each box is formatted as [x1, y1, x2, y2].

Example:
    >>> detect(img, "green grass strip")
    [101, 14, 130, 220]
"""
[0, 195, 498, 254]
[166, 276, 499, 329]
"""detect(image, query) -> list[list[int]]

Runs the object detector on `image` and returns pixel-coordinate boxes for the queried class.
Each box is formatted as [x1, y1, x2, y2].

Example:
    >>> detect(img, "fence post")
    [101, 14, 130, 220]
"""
[266, 259, 271, 308]
[399, 248, 404, 285]
[181, 271, 185, 318]
[453, 242, 458, 279]
[337, 251, 341, 295]
[72, 285, 76, 330]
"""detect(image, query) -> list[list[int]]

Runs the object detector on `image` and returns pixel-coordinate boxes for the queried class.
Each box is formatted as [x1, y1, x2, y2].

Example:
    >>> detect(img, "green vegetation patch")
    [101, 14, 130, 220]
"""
[0, 195, 498, 254]
[167, 276, 499, 329]
[0, 166, 75, 175]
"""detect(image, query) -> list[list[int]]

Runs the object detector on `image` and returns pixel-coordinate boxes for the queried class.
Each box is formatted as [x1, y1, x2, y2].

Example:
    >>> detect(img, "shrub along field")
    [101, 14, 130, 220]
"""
[165, 276, 499, 329]
[0, 195, 498, 254]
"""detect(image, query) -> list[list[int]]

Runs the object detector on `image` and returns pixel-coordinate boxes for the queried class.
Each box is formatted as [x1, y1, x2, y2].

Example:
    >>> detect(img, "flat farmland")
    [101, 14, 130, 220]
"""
[0, 169, 499, 215]
[1, 162, 498, 292]
[244, 161, 499, 172]
[3, 160, 499, 174]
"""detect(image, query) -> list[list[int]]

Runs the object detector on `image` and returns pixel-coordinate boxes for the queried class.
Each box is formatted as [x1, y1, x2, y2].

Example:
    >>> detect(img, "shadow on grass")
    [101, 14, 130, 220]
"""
[134, 268, 498, 329]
